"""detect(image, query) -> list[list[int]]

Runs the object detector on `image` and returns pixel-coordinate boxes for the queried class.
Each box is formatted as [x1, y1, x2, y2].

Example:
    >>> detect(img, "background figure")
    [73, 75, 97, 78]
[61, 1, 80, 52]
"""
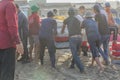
[29, 5, 41, 62]
[0, 0, 23, 80]
[94, 5, 110, 65]
[53, 9, 58, 16]
[77, 6, 88, 56]
[16, 4, 30, 63]
[105, 2, 118, 41]
[61, 7, 84, 73]
[82, 12, 104, 72]
[39, 11, 57, 68]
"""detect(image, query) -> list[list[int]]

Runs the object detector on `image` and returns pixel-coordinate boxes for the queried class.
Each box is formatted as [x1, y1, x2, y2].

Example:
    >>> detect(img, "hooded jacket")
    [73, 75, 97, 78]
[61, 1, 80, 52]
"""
[0, 0, 20, 49]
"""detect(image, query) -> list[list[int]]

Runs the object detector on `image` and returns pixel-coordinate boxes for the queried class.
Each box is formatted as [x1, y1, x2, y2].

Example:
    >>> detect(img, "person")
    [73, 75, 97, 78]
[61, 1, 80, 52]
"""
[105, 2, 118, 41]
[95, 3, 108, 20]
[94, 5, 110, 65]
[39, 11, 57, 68]
[76, 6, 88, 56]
[53, 9, 58, 16]
[81, 11, 104, 72]
[61, 7, 84, 73]
[16, 4, 29, 63]
[0, 0, 23, 80]
[29, 5, 41, 62]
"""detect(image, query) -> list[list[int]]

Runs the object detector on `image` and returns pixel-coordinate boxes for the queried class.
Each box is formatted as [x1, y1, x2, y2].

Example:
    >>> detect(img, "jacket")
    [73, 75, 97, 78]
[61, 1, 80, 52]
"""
[0, 0, 20, 49]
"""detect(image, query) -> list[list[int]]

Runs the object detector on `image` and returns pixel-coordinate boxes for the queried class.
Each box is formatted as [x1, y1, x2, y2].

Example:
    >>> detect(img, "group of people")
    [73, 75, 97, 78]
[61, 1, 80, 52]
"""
[0, 0, 119, 80]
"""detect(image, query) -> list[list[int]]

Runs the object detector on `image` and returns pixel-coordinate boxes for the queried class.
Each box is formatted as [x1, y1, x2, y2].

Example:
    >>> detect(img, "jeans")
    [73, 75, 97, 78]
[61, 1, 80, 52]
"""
[98, 35, 110, 64]
[39, 37, 56, 68]
[0, 48, 16, 80]
[69, 36, 84, 72]
[88, 39, 100, 59]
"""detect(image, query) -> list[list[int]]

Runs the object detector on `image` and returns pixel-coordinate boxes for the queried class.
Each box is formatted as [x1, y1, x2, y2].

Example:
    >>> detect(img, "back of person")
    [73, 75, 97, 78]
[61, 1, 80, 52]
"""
[64, 16, 81, 37]
[95, 13, 109, 35]
[29, 13, 40, 35]
[0, 0, 19, 49]
[82, 18, 100, 41]
[39, 18, 57, 39]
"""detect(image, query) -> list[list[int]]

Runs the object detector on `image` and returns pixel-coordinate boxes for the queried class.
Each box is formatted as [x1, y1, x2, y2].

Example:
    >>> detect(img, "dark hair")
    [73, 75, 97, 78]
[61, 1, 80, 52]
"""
[15, 4, 19, 9]
[47, 11, 54, 17]
[93, 5, 100, 13]
[79, 6, 85, 10]
[53, 9, 57, 12]
[68, 7, 75, 16]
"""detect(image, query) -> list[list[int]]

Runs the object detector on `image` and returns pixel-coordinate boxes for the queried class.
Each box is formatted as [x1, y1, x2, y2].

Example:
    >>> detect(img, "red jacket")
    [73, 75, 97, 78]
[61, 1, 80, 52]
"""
[28, 13, 41, 35]
[0, 0, 20, 49]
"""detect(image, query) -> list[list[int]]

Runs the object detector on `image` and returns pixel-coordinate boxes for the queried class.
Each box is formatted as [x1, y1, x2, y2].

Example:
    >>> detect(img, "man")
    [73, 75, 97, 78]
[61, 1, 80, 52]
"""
[76, 6, 88, 57]
[61, 7, 84, 73]
[29, 5, 41, 62]
[94, 5, 110, 65]
[105, 2, 118, 41]
[82, 11, 104, 72]
[16, 4, 29, 63]
[39, 11, 57, 68]
[0, 0, 23, 80]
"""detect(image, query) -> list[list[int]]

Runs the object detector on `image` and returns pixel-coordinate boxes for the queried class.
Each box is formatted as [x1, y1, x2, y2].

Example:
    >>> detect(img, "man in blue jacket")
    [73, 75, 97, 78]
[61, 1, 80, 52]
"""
[16, 4, 29, 63]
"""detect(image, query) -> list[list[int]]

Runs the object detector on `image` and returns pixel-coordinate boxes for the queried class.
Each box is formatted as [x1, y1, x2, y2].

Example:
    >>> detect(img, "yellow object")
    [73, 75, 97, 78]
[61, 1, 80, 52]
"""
[54, 16, 66, 21]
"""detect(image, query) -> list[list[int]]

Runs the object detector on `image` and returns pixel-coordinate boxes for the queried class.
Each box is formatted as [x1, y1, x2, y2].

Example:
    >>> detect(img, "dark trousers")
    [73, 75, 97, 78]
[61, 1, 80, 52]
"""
[0, 48, 16, 80]
[39, 38, 56, 68]
[21, 38, 29, 60]
[109, 26, 118, 40]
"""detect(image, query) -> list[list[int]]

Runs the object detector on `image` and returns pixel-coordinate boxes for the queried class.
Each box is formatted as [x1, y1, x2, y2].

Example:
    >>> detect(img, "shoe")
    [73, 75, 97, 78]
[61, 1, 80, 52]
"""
[69, 65, 75, 69]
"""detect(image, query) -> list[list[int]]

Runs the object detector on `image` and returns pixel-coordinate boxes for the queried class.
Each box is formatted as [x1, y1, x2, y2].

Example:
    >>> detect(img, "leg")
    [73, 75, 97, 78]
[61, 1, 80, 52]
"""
[0, 48, 16, 80]
[89, 40, 103, 70]
[34, 35, 40, 63]
[47, 39, 56, 68]
[39, 38, 46, 65]
[29, 36, 34, 61]
[102, 35, 110, 65]
[69, 37, 84, 72]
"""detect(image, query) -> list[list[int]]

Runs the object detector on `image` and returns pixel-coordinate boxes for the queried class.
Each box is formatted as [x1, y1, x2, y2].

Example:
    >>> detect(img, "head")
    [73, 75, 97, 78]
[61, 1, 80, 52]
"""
[47, 11, 54, 18]
[105, 2, 111, 12]
[93, 5, 100, 14]
[15, 4, 19, 12]
[31, 5, 39, 13]
[85, 11, 93, 19]
[79, 6, 85, 14]
[53, 9, 57, 14]
[68, 7, 75, 17]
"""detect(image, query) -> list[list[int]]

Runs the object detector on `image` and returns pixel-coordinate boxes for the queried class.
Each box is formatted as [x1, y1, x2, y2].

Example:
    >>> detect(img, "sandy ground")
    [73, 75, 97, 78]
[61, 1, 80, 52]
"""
[15, 49, 120, 80]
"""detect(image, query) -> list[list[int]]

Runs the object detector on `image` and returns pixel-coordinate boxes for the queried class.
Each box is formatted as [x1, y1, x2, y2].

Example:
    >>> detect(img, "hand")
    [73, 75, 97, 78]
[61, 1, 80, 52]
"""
[16, 43, 24, 54]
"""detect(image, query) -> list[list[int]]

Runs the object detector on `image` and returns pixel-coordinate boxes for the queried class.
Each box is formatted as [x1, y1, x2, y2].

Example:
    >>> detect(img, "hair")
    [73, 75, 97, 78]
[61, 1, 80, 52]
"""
[68, 7, 75, 16]
[47, 11, 54, 17]
[53, 9, 57, 12]
[79, 6, 85, 10]
[93, 5, 100, 13]
[15, 4, 19, 9]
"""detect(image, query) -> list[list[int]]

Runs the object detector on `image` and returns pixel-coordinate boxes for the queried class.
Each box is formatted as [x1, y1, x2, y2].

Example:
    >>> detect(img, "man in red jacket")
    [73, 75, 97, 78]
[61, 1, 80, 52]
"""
[0, 0, 23, 80]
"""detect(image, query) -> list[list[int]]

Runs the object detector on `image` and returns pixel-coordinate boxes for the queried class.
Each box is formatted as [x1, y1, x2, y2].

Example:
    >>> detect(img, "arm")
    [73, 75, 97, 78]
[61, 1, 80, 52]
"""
[5, 2, 20, 44]
[61, 20, 66, 34]
[22, 15, 29, 37]
[61, 24, 66, 34]
[53, 20, 57, 36]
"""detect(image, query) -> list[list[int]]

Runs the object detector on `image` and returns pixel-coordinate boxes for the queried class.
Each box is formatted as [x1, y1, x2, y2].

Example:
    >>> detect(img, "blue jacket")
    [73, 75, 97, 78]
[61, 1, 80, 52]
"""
[18, 10, 28, 41]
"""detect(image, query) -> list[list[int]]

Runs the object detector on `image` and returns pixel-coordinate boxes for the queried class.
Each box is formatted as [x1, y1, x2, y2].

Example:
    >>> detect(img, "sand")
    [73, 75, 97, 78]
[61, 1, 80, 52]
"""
[15, 49, 120, 80]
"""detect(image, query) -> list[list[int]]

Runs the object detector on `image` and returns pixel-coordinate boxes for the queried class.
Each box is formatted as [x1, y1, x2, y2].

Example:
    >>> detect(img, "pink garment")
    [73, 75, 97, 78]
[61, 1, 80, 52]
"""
[0, 0, 20, 49]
